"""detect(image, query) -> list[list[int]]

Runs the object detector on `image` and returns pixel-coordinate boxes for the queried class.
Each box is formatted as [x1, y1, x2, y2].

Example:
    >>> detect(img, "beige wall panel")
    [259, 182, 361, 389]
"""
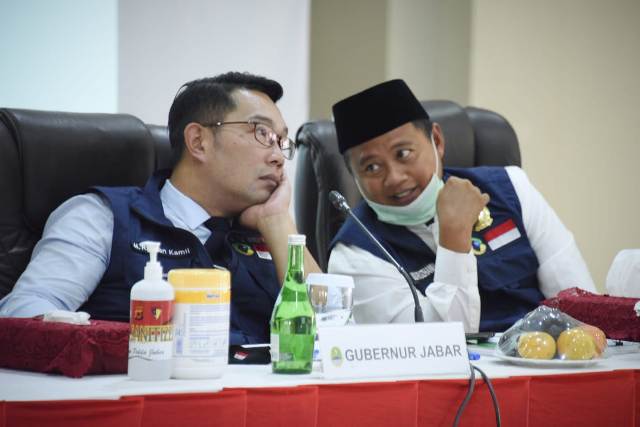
[310, 0, 387, 119]
[387, 0, 471, 104]
[470, 0, 640, 290]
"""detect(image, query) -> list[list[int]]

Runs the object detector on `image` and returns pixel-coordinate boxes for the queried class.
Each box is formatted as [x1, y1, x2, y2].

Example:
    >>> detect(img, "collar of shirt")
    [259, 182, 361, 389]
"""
[159, 179, 211, 244]
[407, 221, 437, 253]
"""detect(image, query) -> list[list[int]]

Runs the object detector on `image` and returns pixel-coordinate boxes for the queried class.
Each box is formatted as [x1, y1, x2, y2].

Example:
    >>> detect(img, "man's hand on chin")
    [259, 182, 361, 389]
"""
[237, 173, 320, 284]
[239, 173, 292, 231]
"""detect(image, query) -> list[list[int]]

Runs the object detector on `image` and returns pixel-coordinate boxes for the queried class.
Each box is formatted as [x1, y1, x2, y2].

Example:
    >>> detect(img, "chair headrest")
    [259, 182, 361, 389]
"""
[295, 120, 362, 206]
[147, 124, 175, 170]
[0, 108, 155, 232]
[465, 106, 521, 166]
[421, 100, 475, 167]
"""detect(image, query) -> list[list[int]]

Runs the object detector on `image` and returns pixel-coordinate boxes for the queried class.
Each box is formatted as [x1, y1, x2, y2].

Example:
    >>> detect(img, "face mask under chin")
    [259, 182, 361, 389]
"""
[356, 137, 443, 227]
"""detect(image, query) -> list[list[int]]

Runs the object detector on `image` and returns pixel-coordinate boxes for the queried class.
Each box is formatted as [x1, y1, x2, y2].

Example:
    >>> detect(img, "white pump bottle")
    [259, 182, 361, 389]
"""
[128, 241, 175, 381]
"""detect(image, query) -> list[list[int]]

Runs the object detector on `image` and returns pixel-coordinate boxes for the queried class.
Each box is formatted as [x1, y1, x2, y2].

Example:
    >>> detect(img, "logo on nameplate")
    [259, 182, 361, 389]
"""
[331, 347, 343, 367]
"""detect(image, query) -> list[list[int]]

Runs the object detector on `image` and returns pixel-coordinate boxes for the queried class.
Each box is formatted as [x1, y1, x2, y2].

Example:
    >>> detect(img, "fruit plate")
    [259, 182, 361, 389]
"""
[494, 351, 600, 368]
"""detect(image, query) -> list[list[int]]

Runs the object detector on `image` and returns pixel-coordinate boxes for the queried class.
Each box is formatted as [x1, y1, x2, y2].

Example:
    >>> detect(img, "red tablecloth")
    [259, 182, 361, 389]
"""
[2, 370, 638, 427]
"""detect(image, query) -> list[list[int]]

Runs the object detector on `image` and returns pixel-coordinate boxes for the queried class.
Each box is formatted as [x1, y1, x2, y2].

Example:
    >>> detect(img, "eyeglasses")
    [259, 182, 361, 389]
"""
[201, 120, 296, 160]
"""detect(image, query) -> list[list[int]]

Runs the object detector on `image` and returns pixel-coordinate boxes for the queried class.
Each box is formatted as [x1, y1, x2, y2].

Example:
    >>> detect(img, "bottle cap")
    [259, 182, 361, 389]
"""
[168, 269, 230, 289]
[142, 241, 163, 281]
[288, 234, 306, 245]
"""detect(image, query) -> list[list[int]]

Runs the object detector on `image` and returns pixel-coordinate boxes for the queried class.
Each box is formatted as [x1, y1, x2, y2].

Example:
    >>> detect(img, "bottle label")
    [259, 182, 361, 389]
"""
[272, 317, 314, 364]
[129, 300, 173, 362]
[173, 288, 230, 362]
[270, 333, 279, 361]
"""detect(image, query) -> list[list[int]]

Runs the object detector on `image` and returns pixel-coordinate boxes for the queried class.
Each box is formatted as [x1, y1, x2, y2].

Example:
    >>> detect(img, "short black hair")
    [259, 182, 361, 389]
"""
[411, 117, 433, 139]
[342, 118, 433, 174]
[168, 71, 283, 162]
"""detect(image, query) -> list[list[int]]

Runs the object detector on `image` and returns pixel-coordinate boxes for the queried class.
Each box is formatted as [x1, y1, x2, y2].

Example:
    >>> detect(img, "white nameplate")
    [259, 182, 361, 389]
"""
[318, 322, 469, 379]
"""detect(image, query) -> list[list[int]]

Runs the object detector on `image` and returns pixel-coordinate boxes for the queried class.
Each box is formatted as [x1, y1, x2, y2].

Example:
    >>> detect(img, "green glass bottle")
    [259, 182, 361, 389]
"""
[270, 234, 316, 374]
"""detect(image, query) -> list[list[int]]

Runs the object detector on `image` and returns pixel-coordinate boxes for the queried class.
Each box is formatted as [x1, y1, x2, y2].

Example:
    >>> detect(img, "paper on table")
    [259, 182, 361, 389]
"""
[42, 310, 91, 325]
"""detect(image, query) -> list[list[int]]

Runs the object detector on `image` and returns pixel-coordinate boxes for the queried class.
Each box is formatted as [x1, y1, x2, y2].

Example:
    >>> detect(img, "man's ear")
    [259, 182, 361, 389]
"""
[183, 122, 209, 162]
[431, 122, 446, 160]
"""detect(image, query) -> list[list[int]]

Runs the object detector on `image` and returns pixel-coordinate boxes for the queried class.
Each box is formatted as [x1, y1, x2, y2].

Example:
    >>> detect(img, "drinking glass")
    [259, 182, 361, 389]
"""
[306, 273, 354, 362]
[307, 273, 354, 326]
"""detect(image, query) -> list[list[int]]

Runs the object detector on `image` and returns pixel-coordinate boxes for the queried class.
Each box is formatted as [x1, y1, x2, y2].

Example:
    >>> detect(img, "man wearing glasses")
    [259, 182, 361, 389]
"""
[0, 72, 321, 345]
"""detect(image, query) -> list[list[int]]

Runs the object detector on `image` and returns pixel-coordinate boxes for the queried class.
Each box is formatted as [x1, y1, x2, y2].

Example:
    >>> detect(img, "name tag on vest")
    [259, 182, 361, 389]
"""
[318, 322, 469, 379]
[131, 241, 192, 258]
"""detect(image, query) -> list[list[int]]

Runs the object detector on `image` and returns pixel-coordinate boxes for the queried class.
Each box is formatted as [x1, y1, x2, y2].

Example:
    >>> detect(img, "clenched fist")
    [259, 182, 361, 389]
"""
[436, 177, 490, 253]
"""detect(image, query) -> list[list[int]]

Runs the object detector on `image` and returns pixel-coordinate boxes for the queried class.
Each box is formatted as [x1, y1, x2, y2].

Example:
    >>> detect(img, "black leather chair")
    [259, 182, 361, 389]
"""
[294, 100, 521, 270]
[0, 108, 173, 299]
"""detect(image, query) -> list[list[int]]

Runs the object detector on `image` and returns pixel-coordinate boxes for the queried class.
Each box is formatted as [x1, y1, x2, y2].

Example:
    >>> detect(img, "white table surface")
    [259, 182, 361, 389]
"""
[2, 347, 639, 402]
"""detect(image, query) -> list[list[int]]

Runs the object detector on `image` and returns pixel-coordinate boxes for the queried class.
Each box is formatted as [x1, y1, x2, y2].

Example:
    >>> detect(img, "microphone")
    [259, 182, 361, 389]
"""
[329, 191, 424, 322]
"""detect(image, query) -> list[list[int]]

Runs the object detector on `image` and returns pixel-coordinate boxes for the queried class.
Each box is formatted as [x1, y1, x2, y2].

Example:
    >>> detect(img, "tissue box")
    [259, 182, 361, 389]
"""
[0, 317, 129, 378]
[542, 287, 640, 342]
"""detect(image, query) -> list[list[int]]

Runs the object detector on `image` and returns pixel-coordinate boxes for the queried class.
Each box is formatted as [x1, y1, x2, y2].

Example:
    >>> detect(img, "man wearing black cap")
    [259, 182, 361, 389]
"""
[328, 79, 595, 332]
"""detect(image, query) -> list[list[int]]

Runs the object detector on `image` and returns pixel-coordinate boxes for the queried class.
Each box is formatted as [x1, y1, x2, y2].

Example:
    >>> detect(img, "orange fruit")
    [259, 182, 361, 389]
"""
[517, 332, 556, 359]
[580, 325, 607, 356]
[557, 328, 596, 360]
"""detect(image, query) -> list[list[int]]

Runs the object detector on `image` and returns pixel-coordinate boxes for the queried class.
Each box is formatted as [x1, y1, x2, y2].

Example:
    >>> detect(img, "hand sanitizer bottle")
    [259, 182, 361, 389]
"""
[128, 241, 175, 381]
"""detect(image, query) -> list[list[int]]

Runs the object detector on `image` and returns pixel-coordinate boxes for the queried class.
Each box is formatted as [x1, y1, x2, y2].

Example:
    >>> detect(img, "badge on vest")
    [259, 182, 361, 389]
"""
[229, 234, 273, 260]
[253, 242, 272, 260]
[131, 241, 191, 258]
[232, 242, 255, 256]
[483, 219, 521, 251]
[474, 206, 493, 232]
[471, 237, 487, 256]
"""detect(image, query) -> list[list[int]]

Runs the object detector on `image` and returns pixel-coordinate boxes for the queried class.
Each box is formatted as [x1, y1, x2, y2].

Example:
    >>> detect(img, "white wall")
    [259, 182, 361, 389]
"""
[0, 0, 309, 128]
[0, 0, 310, 218]
[118, 0, 310, 210]
[118, 0, 310, 139]
[0, 0, 118, 112]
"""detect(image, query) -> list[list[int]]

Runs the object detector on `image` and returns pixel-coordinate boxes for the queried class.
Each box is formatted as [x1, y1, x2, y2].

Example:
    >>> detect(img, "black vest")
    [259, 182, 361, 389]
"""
[79, 171, 279, 344]
[331, 166, 543, 331]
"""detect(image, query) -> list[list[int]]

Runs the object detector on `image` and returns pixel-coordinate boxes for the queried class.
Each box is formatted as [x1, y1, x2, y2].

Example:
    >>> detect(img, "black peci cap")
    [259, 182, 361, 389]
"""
[332, 79, 429, 154]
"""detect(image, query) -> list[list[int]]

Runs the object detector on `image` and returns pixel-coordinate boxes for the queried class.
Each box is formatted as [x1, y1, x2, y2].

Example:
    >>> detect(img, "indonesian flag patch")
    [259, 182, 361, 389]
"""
[483, 219, 521, 251]
[233, 351, 249, 361]
[253, 243, 272, 260]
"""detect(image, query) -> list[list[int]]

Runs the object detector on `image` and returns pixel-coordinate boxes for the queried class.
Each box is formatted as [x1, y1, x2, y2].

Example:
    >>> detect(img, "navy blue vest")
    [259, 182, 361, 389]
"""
[78, 171, 280, 345]
[331, 167, 543, 332]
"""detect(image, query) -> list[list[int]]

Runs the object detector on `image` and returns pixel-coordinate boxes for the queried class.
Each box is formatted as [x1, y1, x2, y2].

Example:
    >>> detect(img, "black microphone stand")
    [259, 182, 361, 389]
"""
[329, 191, 424, 322]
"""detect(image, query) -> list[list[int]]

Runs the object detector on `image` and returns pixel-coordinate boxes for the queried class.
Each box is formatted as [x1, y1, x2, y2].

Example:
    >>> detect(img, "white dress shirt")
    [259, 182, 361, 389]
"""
[0, 180, 215, 317]
[328, 166, 596, 332]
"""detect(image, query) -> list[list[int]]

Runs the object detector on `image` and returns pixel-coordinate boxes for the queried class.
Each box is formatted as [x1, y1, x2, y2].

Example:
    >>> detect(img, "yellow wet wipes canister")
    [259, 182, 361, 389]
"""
[168, 269, 230, 379]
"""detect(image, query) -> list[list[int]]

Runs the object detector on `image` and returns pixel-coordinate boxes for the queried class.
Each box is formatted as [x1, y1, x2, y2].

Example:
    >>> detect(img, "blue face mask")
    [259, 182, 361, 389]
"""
[357, 137, 443, 227]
